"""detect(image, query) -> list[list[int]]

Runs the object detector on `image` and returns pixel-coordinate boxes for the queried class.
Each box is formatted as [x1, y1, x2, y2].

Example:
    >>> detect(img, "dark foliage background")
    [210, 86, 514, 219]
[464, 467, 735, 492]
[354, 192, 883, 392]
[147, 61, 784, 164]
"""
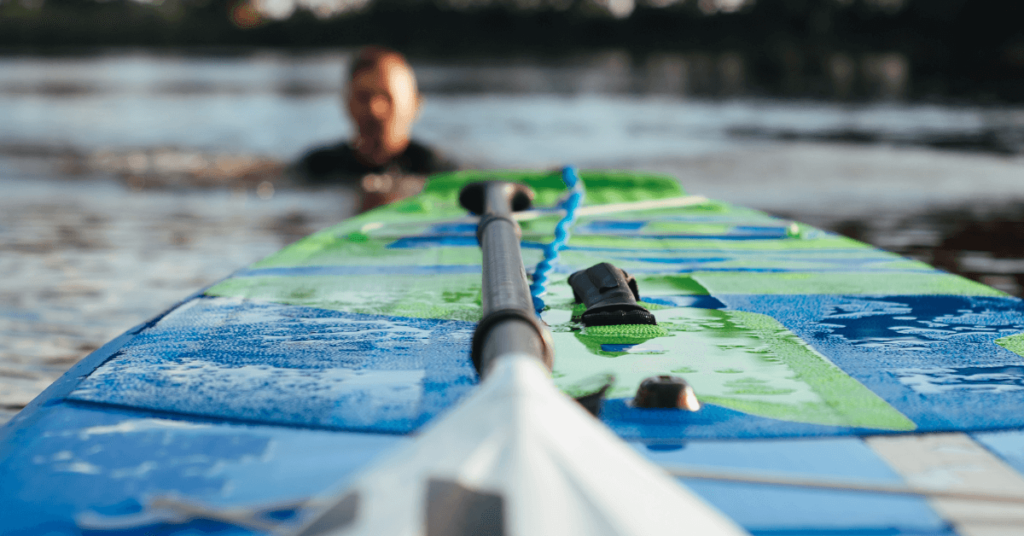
[2, 0, 1022, 101]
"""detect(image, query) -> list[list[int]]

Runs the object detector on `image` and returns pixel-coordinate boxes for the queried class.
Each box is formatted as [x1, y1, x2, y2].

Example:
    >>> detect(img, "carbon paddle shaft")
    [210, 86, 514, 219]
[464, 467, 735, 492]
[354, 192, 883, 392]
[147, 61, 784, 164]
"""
[459, 181, 553, 377]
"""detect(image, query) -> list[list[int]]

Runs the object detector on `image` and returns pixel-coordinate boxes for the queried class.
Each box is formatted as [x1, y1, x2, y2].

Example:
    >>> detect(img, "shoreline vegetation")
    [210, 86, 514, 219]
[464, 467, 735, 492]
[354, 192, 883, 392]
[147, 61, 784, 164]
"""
[1, 0, 1023, 102]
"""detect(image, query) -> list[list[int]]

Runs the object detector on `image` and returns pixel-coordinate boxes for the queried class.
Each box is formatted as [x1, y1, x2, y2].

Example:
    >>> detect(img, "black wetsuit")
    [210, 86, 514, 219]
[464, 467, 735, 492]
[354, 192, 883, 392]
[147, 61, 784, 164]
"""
[295, 140, 457, 182]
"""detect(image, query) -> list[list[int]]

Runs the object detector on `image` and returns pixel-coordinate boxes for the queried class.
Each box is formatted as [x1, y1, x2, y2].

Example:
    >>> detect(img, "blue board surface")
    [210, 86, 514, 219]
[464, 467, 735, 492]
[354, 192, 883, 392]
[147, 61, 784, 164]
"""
[58, 294, 1024, 442]
[67, 298, 477, 434]
[0, 403, 407, 536]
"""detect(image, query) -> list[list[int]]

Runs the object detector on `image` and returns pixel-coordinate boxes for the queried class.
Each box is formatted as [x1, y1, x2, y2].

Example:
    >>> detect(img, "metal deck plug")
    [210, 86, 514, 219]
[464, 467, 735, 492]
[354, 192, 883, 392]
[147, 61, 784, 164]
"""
[633, 375, 701, 411]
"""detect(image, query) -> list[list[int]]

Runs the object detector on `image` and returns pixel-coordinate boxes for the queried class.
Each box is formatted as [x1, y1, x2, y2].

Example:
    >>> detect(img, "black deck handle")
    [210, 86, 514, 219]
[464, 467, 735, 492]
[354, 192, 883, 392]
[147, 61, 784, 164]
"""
[568, 263, 656, 327]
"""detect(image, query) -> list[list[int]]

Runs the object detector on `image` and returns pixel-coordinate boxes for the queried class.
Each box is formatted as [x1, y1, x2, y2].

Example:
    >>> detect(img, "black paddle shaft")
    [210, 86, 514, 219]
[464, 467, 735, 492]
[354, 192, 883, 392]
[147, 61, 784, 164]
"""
[459, 181, 553, 376]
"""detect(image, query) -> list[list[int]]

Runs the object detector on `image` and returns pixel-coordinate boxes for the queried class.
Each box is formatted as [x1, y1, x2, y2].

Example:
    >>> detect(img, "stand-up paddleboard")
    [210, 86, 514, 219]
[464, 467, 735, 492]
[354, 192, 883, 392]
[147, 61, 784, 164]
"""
[4, 169, 1024, 535]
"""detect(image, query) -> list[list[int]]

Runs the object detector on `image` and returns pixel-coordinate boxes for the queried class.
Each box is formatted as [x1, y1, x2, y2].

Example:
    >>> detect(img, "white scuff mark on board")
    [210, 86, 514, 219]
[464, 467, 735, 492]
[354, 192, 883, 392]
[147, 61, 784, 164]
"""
[867, 432, 1024, 536]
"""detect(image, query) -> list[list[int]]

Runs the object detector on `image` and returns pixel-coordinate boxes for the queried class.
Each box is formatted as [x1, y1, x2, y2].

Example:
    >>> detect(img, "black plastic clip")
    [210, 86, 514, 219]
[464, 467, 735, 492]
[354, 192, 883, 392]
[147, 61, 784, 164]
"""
[568, 263, 656, 327]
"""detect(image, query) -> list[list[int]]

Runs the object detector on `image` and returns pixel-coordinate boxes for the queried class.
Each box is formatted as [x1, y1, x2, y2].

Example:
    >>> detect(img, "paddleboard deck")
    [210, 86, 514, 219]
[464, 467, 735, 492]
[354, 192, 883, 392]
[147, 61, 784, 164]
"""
[4, 169, 1024, 535]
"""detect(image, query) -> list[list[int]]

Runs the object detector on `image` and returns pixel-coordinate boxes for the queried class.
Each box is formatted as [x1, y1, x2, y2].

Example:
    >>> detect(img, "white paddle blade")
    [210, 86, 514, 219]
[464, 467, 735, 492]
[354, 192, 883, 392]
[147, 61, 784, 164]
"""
[294, 353, 750, 536]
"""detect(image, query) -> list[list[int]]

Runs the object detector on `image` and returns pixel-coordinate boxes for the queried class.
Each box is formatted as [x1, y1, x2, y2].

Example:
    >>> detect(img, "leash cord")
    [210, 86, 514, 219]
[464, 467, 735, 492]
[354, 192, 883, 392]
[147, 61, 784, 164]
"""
[529, 166, 584, 315]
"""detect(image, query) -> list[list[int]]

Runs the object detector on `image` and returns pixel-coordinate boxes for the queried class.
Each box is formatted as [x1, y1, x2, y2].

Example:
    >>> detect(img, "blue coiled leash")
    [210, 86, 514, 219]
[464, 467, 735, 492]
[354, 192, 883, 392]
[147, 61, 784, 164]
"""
[529, 166, 585, 315]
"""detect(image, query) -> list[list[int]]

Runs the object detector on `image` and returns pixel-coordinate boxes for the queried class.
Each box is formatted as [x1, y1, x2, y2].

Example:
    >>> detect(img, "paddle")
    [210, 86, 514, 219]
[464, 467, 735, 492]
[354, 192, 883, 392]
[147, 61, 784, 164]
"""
[77, 176, 749, 536]
[458, 180, 553, 376]
[280, 177, 750, 536]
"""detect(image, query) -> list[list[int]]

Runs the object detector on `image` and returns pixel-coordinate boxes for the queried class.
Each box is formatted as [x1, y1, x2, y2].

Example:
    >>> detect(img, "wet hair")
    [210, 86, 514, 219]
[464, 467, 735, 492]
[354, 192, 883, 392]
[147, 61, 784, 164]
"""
[347, 46, 410, 82]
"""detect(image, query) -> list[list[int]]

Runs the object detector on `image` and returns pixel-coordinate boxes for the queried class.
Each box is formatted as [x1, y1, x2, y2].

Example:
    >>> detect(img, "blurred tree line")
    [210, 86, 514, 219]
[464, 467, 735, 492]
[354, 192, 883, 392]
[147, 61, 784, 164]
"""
[1, 0, 1022, 101]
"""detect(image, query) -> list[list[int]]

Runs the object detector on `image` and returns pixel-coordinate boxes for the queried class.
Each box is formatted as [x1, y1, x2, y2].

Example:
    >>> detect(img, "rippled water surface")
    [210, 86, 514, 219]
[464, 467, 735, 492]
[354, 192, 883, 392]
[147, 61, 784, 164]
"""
[2, 51, 1024, 422]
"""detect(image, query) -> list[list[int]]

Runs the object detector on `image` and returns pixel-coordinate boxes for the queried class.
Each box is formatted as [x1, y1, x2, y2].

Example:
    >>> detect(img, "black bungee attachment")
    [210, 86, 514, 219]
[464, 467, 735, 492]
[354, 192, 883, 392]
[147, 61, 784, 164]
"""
[460, 180, 554, 377]
[568, 263, 657, 327]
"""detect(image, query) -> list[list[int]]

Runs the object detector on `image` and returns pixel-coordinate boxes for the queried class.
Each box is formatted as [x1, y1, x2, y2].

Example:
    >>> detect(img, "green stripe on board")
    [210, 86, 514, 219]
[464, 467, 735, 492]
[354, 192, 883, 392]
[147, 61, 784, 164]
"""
[709, 310, 914, 430]
[633, 274, 711, 295]
[206, 274, 485, 322]
[422, 169, 685, 207]
[551, 307, 915, 431]
[996, 332, 1024, 357]
[692, 272, 1008, 296]
[252, 236, 484, 269]
[568, 234, 870, 250]
[559, 252, 932, 275]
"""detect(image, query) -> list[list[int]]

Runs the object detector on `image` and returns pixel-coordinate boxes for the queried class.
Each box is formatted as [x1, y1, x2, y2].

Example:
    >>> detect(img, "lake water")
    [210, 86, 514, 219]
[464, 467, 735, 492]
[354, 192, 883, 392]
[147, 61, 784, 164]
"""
[2, 50, 1024, 422]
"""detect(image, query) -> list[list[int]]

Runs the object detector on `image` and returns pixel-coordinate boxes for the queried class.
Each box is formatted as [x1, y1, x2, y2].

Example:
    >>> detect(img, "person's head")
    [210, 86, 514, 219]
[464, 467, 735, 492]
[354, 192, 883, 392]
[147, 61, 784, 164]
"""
[345, 46, 421, 166]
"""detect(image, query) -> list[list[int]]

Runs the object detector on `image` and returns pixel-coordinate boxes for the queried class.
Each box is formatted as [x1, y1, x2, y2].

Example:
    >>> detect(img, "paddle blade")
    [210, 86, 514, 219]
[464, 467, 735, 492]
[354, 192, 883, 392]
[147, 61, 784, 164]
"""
[291, 354, 749, 536]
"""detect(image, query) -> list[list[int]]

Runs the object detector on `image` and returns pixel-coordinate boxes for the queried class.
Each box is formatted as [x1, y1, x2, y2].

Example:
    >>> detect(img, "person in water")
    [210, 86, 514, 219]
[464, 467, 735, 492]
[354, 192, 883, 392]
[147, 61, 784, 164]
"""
[296, 46, 456, 210]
